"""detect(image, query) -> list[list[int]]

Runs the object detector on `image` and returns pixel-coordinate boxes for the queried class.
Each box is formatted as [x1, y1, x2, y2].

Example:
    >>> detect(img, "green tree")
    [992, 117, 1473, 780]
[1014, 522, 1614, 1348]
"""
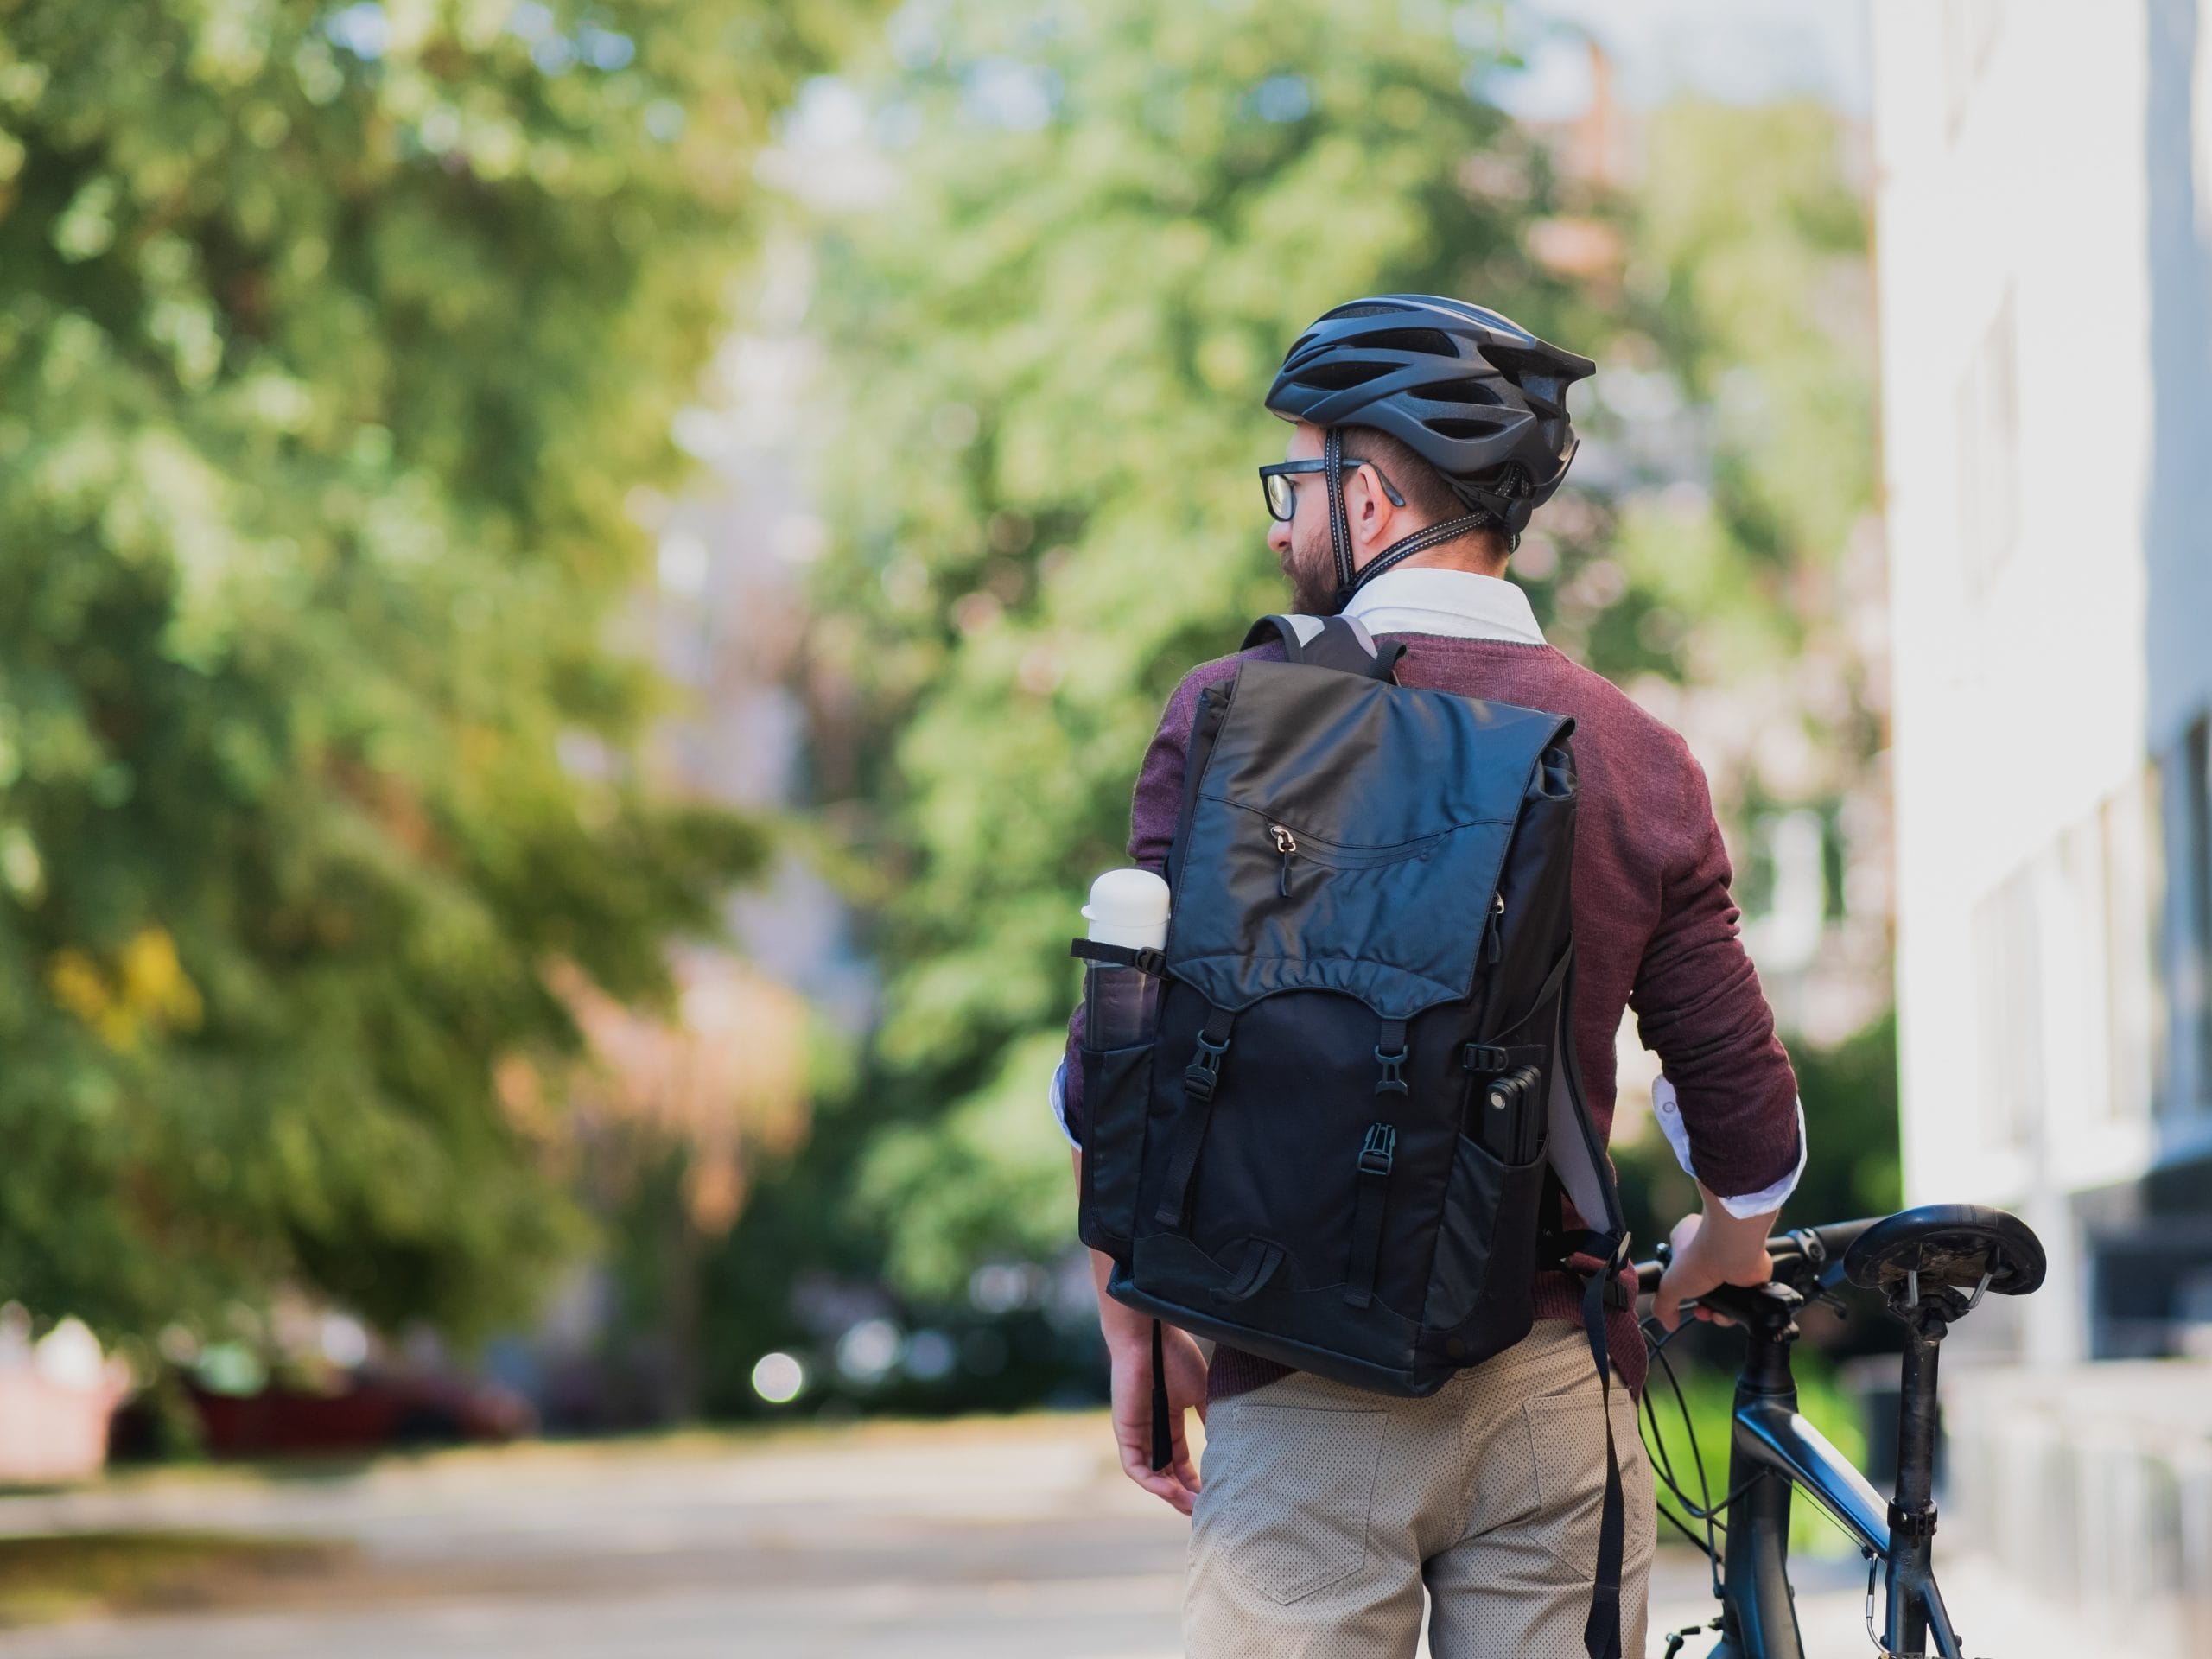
[1608, 98, 1881, 774]
[0, 0, 863, 1344]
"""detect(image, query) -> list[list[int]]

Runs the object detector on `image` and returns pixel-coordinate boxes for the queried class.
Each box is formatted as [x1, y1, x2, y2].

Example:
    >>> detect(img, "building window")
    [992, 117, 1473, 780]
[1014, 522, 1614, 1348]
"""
[2101, 764, 2169, 1122]
[1942, 0, 2002, 137]
[1973, 865, 2044, 1146]
[1956, 289, 2020, 599]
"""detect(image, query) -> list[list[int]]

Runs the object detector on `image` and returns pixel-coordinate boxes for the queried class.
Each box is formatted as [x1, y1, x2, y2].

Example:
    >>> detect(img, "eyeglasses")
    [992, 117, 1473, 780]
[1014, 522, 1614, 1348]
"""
[1258, 456, 1407, 523]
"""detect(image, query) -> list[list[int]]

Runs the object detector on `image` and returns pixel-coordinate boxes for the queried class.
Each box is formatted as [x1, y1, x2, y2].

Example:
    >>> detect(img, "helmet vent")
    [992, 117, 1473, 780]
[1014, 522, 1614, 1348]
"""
[1424, 416, 1510, 440]
[1347, 327, 1456, 357]
[1293, 361, 1393, 391]
[1411, 379, 1503, 407]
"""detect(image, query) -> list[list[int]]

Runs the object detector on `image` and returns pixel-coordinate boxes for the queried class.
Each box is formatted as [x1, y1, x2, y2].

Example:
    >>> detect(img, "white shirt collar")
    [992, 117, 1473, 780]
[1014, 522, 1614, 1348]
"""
[1340, 567, 1546, 645]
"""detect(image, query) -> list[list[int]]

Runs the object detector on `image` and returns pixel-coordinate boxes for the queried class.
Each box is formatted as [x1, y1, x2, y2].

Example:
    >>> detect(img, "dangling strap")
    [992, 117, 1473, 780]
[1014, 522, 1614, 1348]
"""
[1241, 613, 1405, 682]
[1342, 1121, 1397, 1308]
[1148, 1319, 1173, 1472]
[1155, 1005, 1236, 1227]
[1578, 1238, 1628, 1659]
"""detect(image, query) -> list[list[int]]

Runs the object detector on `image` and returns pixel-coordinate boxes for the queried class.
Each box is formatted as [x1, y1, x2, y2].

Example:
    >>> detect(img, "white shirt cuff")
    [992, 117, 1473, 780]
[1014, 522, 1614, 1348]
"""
[1650, 1074, 1806, 1220]
[1049, 1056, 1079, 1150]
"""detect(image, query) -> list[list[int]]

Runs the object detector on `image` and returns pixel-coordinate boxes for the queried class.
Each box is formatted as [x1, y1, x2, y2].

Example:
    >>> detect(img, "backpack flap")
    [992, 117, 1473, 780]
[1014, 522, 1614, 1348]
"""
[1164, 659, 1569, 1021]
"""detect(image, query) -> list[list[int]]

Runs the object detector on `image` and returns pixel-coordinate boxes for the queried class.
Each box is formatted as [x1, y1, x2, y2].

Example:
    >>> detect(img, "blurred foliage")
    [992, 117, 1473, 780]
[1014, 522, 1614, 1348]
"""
[1614, 99, 1875, 669]
[1640, 1342, 1872, 1560]
[0, 0, 870, 1343]
[783, 0, 1886, 1311]
[1783, 1009, 1902, 1229]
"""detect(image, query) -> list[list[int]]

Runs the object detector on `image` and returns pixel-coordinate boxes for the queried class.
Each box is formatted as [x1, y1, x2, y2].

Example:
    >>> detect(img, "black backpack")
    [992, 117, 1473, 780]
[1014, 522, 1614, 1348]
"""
[1073, 614, 1631, 1658]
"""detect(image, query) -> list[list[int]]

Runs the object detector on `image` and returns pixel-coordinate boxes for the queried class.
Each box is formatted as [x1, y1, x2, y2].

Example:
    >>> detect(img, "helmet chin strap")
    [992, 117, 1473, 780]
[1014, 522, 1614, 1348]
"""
[1324, 426, 1355, 611]
[1323, 425, 1495, 613]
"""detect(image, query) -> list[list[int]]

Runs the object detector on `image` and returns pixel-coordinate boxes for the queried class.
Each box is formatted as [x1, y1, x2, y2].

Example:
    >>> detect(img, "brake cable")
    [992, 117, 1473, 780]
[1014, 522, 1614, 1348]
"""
[1637, 1313, 1726, 1596]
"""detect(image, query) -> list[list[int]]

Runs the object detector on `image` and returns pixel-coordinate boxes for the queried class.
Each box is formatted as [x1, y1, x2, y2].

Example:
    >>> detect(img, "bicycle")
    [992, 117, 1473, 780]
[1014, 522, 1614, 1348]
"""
[1631, 1204, 2048, 1659]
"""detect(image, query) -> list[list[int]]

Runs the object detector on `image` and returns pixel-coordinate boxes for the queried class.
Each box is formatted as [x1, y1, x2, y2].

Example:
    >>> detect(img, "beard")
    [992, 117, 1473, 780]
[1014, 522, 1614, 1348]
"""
[1281, 532, 1339, 615]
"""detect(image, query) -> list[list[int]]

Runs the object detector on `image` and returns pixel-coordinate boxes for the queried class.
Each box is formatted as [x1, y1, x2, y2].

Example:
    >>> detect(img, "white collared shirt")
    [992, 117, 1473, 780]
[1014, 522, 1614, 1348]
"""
[1052, 563, 1804, 1217]
[1342, 566, 1547, 645]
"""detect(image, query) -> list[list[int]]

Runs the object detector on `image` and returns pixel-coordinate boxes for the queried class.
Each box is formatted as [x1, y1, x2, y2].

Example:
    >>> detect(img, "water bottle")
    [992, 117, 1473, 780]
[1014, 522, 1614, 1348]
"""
[1081, 868, 1170, 1049]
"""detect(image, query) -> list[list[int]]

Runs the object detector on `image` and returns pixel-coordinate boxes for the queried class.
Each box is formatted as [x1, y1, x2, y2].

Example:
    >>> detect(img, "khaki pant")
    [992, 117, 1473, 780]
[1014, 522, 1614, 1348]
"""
[1185, 1320, 1655, 1659]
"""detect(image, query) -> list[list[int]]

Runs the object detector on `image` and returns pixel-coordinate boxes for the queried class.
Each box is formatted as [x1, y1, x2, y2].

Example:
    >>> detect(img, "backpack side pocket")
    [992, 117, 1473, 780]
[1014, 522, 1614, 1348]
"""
[1420, 1131, 1545, 1353]
[1078, 1041, 1154, 1259]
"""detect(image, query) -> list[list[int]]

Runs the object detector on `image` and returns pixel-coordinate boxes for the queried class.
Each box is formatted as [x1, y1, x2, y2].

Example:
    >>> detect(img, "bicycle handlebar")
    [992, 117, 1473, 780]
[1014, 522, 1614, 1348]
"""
[1632, 1214, 1884, 1298]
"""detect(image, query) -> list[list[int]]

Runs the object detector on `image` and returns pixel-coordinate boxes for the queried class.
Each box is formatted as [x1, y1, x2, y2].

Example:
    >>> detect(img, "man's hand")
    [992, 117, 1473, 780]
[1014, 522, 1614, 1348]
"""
[1105, 1318, 1208, 1514]
[1075, 1152, 1209, 1514]
[1653, 1188, 1779, 1332]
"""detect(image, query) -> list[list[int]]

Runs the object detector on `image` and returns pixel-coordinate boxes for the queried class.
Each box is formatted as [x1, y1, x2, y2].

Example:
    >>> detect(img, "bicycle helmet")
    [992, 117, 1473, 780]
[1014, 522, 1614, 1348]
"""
[1265, 295, 1595, 611]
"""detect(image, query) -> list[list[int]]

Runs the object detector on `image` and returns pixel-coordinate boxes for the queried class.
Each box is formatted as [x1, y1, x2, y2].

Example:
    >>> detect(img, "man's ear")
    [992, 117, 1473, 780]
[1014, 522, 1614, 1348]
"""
[1349, 463, 1393, 546]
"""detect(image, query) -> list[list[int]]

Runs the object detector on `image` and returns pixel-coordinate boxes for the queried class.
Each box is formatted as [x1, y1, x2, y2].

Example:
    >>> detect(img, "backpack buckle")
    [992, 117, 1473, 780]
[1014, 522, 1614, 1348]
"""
[1357, 1122, 1397, 1175]
[1373, 1045, 1409, 1096]
[1462, 1043, 1509, 1074]
[1184, 1030, 1231, 1103]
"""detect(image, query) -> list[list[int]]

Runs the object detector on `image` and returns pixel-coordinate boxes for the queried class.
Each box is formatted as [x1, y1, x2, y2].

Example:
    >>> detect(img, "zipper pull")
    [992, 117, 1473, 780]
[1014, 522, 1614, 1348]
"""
[1270, 823, 1297, 897]
[1485, 892, 1505, 963]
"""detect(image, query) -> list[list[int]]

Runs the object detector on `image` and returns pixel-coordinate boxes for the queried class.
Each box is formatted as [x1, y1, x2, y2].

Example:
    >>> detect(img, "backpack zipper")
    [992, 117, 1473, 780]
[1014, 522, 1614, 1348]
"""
[1250, 810, 1447, 871]
[1484, 892, 1505, 963]
[1270, 823, 1297, 896]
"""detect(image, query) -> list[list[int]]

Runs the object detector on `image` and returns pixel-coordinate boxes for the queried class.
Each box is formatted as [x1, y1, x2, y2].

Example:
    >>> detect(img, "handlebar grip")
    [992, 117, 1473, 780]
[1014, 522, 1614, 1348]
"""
[1630, 1214, 1887, 1300]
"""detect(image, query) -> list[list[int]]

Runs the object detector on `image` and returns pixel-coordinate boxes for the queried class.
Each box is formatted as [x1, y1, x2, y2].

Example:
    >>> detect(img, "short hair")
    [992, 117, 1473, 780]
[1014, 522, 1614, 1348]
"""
[1340, 424, 1511, 566]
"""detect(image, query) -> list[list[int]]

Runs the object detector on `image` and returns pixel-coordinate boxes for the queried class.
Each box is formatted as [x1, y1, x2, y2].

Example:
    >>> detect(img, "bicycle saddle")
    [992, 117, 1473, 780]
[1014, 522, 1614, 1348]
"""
[1842, 1204, 2046, 1301]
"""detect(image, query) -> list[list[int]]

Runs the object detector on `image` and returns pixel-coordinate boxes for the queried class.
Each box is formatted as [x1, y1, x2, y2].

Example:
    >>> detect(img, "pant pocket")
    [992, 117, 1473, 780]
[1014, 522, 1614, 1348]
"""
[1523, 1383, 1646, 1571]
[1077, 1042, 1152, 1256]
[1196, 1402, 1386, 1605]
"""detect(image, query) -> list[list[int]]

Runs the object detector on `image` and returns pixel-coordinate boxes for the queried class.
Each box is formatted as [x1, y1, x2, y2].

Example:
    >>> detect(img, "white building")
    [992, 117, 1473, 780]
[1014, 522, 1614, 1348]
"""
[1873, 1, 2212, 1648]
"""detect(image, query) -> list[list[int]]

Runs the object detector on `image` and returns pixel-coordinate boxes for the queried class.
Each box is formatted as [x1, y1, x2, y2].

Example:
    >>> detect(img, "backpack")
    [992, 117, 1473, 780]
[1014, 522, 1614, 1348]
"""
[1072, 613, 1631, 1658]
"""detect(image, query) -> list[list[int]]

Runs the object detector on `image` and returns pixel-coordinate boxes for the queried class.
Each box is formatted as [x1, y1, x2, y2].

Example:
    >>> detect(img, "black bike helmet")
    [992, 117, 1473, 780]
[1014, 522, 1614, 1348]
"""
[1265, 295, 1595, 610]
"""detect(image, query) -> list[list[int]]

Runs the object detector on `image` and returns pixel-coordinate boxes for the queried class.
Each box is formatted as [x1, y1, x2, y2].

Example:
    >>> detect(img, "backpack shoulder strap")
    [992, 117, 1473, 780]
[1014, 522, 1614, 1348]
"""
[1241, 613, 1405, 682]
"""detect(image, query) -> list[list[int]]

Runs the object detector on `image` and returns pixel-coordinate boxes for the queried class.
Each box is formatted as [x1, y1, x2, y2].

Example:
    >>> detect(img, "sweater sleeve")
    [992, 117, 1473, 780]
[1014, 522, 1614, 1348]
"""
[1054, 652, 1264, 1150]
[1627, 747, 1805, 1209]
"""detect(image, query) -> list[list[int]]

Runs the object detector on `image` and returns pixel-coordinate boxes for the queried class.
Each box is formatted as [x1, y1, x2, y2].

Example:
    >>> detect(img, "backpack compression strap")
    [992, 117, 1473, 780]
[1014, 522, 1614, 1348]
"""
[1242, 613, 1406, 681]
[1579, 1236, 1630, 1659]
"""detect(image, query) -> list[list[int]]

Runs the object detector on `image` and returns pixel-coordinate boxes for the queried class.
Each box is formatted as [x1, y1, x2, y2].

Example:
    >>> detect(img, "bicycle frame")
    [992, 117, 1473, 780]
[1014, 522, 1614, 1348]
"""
[1702, 1318, 1961, 1659]
[1646, 1209, 2044, 1659]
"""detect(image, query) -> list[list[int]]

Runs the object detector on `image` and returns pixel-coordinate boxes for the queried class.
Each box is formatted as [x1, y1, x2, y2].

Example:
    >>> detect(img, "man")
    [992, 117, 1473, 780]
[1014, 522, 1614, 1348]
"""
[1054, 296, 1805, 1658]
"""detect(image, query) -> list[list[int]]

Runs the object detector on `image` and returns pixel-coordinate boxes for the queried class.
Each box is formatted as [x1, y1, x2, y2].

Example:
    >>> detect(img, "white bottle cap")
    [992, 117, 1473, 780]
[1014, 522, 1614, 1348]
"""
[1083, 868, 1171, 950]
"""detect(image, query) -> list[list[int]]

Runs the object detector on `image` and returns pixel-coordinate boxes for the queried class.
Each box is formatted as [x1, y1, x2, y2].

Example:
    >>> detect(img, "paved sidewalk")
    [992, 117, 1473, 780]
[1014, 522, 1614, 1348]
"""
[0, 1416, 1185, 1658]
[0, 1414, 1889, 1658]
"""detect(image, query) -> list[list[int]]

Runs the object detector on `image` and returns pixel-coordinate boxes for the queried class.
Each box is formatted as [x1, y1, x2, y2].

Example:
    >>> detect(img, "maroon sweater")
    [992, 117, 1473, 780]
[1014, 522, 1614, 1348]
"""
[1065, 633, 1802, 1398]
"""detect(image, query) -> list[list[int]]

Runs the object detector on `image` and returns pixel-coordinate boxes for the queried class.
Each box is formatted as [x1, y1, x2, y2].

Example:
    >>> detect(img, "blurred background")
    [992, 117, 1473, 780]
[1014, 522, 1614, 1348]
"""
[0, 1, 2204, 1655]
